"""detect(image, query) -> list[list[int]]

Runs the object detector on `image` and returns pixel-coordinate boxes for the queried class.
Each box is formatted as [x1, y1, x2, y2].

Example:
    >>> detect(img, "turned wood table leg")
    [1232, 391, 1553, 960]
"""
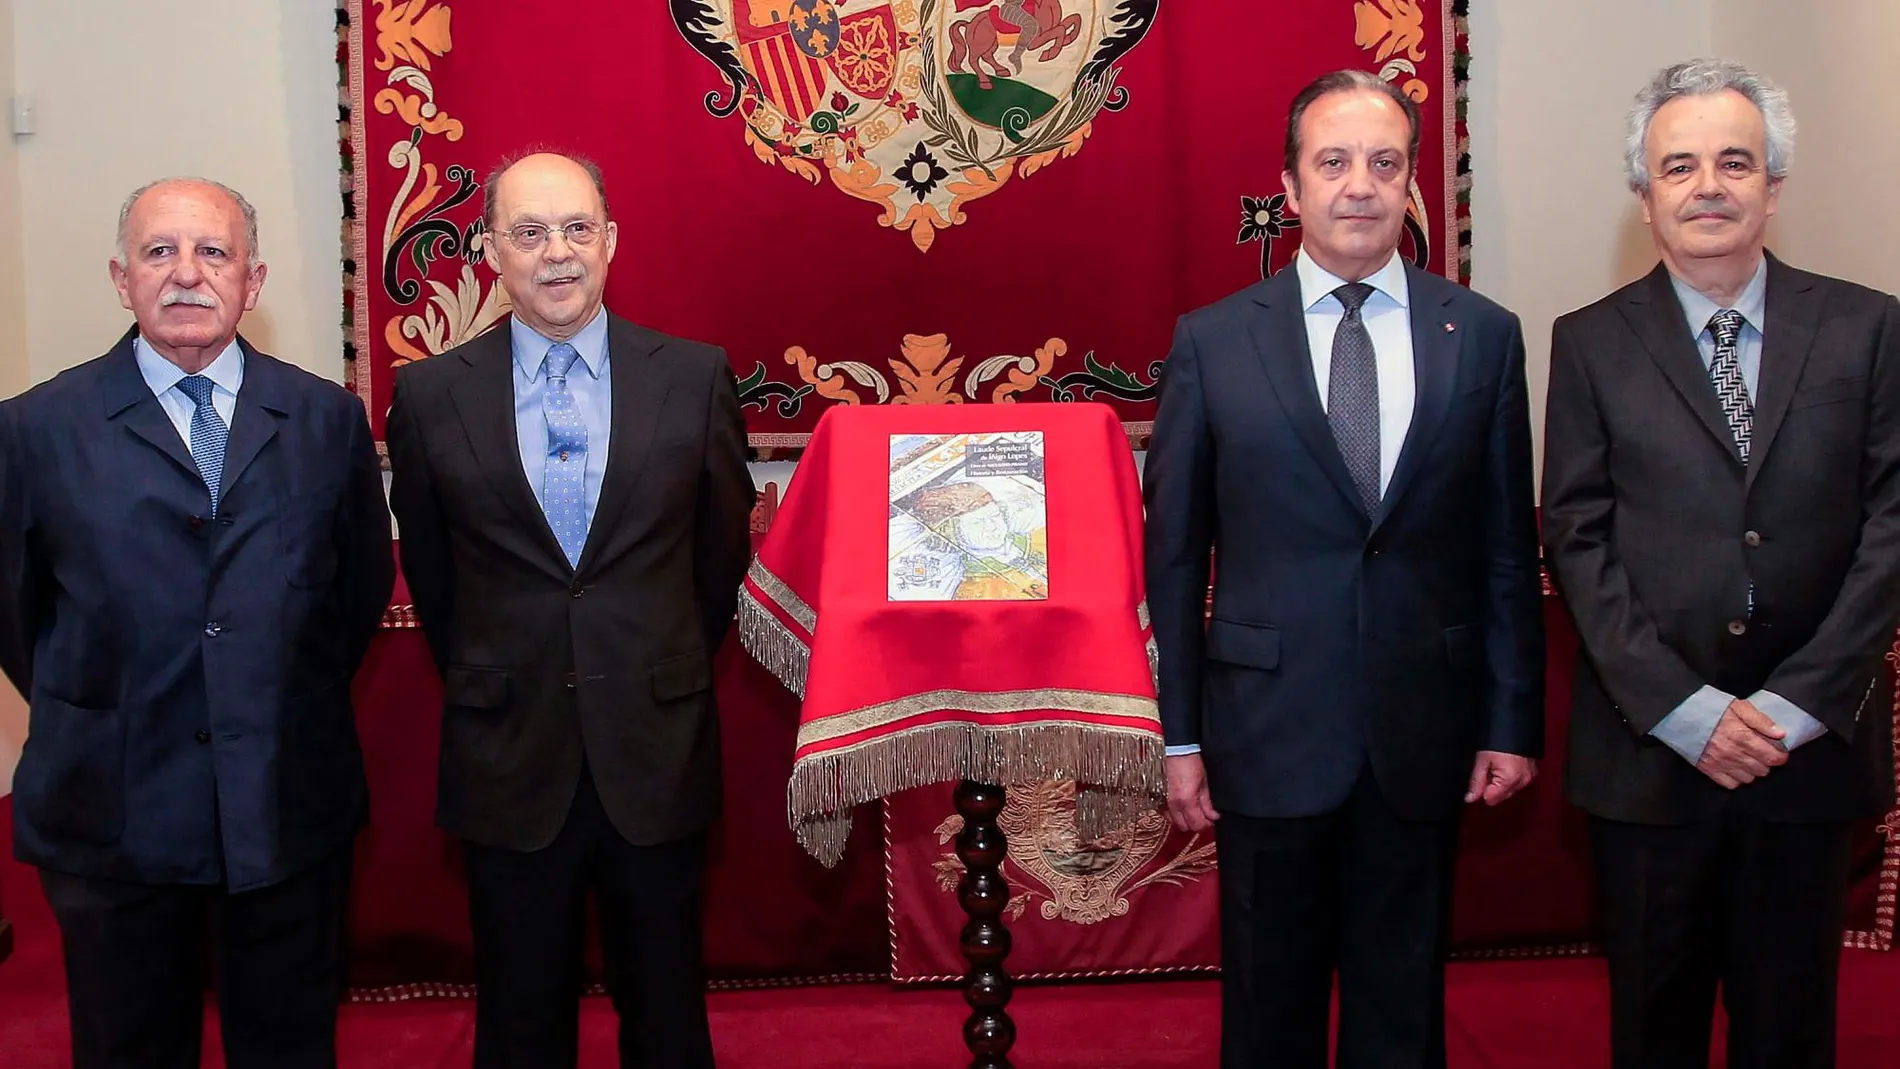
[954, 779, 1014, 1069]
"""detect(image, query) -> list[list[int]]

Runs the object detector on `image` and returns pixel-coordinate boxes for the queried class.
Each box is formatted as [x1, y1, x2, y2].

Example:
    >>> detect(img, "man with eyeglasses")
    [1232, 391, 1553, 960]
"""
[1543, 60, 1900, 1068]
[386, 151, 752, 1068]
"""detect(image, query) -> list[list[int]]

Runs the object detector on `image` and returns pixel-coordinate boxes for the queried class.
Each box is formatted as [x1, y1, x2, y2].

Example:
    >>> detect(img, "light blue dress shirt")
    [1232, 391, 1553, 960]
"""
[1165, 250, 1417, 759]
[1649, 259, 1828, 763]
[135, 336, 244, 449]
[511, 310, 612, 542]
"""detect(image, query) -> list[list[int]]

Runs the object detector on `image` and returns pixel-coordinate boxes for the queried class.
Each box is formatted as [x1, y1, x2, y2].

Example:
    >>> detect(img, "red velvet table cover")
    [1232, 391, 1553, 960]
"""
[739, 402, 1164, 864]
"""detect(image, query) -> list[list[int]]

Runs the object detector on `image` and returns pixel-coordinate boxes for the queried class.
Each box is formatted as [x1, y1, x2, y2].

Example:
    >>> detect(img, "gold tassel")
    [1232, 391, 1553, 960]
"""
[787, 721, 1165, 865]
[737, 588, 810, 699]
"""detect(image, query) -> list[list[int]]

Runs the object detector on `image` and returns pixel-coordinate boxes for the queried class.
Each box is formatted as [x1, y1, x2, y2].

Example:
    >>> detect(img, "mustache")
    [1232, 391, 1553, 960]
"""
[160, 289, 218, 308]
[1681, 204, 1738, 222]
[535, 264, 584, 284]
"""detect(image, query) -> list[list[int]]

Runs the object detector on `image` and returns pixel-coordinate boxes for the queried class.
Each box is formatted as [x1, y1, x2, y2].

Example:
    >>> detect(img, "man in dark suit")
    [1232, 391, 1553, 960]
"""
[1543, 60, 1900, 1069]
[1144, 71, 1545, 1069]
[385, 152, 752, 1068]
[0, 178, 394, 1069]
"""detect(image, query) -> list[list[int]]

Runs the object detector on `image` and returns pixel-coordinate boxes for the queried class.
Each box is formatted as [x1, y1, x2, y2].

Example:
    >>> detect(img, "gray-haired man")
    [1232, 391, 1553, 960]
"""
[1542, 60, 1900, 1069]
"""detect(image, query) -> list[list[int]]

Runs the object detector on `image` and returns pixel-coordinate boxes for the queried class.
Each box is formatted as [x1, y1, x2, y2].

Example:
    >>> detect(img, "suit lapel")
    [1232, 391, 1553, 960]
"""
[99, 330, 200, 479]
[218, 337, 286, 501]
[1619, 264, 1741, 464]
[449, 325, 572, 576]
[1373, 270, 1459, 532]
[1744, 254, 1821, 489]
[1246, 272, 1365, 516]
[576, 316, 671, 574]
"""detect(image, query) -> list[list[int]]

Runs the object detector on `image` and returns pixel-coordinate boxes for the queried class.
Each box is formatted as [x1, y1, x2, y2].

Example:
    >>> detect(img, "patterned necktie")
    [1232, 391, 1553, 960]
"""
[542, 342, 589, 567]
[175, 375, 229, 515]
[1708, 309, 1752, 463]
[1328, 282, 1382, 514]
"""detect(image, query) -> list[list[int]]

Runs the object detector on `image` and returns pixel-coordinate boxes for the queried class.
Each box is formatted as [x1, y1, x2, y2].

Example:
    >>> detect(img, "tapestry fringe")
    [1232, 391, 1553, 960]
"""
[737, 587, 810, 699]
[790, 721, 1164, 867]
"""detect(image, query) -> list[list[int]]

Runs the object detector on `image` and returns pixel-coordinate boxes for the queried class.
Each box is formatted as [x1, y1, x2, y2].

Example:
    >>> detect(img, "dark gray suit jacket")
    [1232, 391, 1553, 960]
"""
[385, 313, 753, 851]
[1543, 256, 1900, 824]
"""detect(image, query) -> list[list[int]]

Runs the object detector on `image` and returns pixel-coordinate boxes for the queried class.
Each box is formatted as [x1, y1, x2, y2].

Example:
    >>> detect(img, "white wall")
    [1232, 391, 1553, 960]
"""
[10, 0, 344, 384]
[1714, 0, 1900, 297]
[0, 0, 28, 792]
[1466, 0, 1714, 480]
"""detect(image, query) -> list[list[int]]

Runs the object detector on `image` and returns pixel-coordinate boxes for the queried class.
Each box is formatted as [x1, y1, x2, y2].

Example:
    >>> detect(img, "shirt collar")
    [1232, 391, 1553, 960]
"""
[1296, 247, 1410, 313]
[1669, 255, 1768, 340]
[511, 307, 609, 383]
[134, 335, 245, 400]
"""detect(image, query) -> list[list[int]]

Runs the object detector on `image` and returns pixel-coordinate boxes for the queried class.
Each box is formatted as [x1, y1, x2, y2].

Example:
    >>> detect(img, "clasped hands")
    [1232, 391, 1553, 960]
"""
[1694, 697, 1789, 789]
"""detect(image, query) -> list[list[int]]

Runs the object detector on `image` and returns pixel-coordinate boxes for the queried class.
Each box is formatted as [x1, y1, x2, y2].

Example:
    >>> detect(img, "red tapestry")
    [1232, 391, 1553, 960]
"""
[345, 0, 1469, 445]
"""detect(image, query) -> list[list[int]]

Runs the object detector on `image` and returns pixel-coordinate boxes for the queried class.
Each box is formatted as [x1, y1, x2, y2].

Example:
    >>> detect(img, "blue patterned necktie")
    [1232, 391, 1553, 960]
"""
[175, 375, 229, 515]
[542, 342, 589, 567]
[1329, 282, 1382, 515]
[1707, 309, 1752, 463]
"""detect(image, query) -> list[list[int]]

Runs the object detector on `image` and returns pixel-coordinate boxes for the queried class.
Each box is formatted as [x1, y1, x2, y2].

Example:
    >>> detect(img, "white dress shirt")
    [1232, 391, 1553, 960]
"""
[1166, 249, 1419, 759]
[134, 336, 244, 449]
[1297, 247, 1416, 494]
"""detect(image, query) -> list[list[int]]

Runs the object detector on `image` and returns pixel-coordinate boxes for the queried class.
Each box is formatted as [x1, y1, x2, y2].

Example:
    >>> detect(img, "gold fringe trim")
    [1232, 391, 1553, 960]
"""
[747, 558, 817, 631]
[796, 687, 1158, 750]
[737, 586, 810, 699]
[791, 720, 1164, 867]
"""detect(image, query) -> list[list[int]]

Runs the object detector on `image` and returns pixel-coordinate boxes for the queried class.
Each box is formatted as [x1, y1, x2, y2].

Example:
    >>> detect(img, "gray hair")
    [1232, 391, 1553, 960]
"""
[1626, 59, 1795, 191]
[115, 177, 261, 268]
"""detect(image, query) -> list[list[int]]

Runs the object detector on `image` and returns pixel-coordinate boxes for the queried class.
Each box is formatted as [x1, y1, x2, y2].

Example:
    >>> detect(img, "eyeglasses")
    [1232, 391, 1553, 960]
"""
[494, 220, 603, 253]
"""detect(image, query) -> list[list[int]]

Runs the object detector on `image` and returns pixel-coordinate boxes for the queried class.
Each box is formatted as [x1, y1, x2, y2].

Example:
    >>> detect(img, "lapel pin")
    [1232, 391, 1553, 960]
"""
[1443, 322, 1457, 333]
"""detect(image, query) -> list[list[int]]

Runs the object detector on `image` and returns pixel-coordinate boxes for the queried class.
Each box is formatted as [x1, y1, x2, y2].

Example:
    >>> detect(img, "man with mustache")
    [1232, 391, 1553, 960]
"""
[1543, 59, 1900, 1069]
[0, 178, 394, 1068]
[385, 152, 752, 1068]
[1144, 70, 1544, 1068]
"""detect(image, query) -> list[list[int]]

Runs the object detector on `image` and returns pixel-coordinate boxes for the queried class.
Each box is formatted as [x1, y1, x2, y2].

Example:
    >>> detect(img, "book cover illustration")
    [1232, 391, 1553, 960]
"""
[887, 431, 1049, 602]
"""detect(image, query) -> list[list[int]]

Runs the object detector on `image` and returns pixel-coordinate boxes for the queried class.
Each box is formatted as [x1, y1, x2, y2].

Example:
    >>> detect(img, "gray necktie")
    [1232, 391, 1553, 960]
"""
[1329, 282, 1381, 514]
[1707, 309, 1752, 463]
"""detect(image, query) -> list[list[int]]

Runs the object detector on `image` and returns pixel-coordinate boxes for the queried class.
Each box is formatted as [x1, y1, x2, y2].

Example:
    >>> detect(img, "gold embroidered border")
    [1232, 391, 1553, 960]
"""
[795, 687, 1160, 751]
[747, 557, 816, 632]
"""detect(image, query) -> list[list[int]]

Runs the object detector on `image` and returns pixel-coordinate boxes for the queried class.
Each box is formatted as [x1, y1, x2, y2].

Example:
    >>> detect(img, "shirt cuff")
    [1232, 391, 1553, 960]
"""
[1649, 685, 1734, 764]
[1164, 744, 1202, 757]
[1748, 690, 1829, 750]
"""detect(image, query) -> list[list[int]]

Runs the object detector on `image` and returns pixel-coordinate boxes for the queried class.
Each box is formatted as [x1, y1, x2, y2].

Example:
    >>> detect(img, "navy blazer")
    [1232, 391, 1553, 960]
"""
[1143, 264, 1545, 822]
[0, 329, 394, 891]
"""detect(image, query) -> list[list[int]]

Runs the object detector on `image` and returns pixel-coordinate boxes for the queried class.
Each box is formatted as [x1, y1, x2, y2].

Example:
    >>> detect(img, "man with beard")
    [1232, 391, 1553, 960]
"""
[1543, 59, 1900, 1069]
[385, 152, 752, 1068]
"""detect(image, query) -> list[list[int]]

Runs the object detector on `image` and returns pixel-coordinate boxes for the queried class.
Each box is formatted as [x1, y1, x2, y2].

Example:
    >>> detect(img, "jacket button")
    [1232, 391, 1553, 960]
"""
[1744, 530, 1762, 547]
[1728, 619, 1748, 636]
[203, 622, 222, 637]
[194, 729, 211, 744]
[569, 582, 584, 598]
[563, 670, 578, 689]
[187, 515, 204, 531]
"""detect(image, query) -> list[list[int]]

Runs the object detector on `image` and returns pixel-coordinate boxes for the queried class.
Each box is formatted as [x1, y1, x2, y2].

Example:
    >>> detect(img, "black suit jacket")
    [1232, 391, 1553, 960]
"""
[1144, 264, 1545, 822]
[386, 313, 753, 851]
[1, 329, 393, 890]
[1543, 256, 1900, 824]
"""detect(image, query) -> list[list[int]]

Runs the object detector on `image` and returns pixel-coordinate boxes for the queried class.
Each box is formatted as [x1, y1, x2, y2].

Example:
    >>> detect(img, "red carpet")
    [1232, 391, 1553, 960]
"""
[5, 813, 1899, 1066]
